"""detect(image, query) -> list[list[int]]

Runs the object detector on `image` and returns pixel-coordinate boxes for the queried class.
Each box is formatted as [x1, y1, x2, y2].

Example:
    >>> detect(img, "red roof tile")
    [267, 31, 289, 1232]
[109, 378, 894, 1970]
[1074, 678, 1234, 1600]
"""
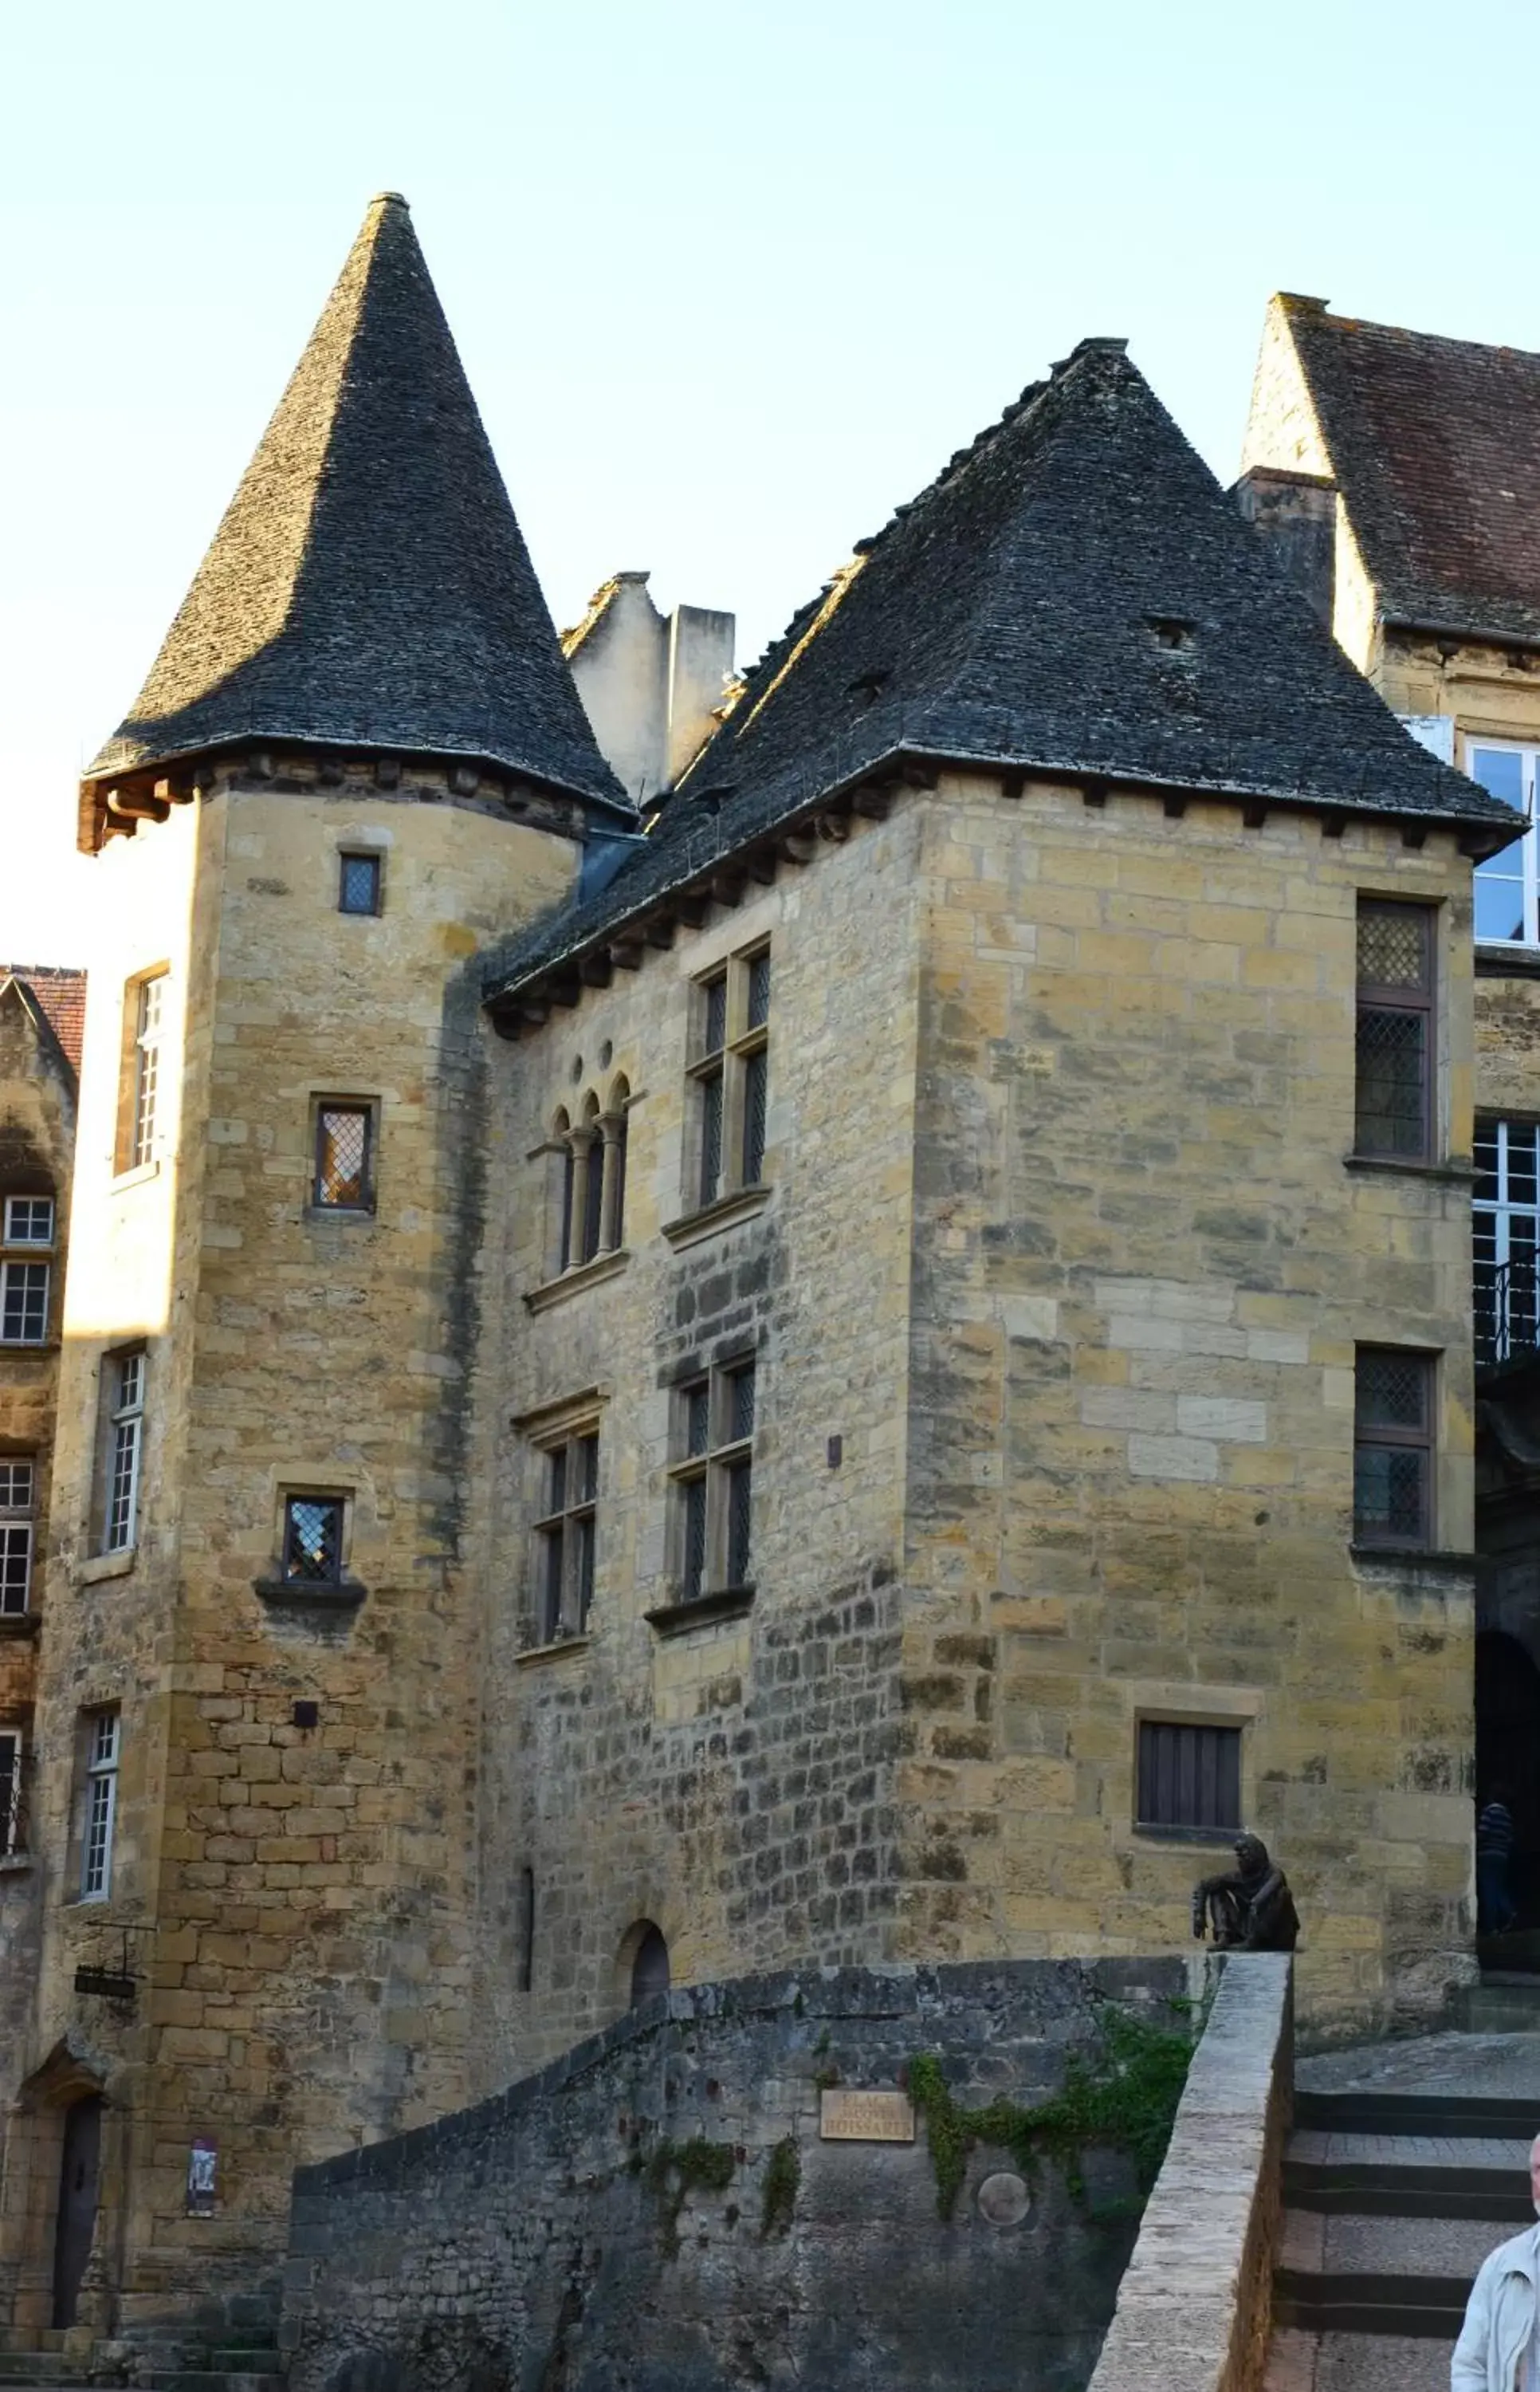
[2, 966, 88, 1073]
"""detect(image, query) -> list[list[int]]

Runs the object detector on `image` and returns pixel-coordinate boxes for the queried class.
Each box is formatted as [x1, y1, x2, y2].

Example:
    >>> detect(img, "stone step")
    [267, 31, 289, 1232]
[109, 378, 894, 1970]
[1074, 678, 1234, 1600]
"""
[1460, 1981, 1540, 2033]
[1294, 2087, 1540, 2138]
[1283, 2128, 1534, 2221]
[1281, 2206, 1511, 2280]
[0, 2364, 90, 2385]
[137, 2375, 283, 2392]
[1274, 2268, 1471, 2336]
[1315, 2330, 1454, 2390]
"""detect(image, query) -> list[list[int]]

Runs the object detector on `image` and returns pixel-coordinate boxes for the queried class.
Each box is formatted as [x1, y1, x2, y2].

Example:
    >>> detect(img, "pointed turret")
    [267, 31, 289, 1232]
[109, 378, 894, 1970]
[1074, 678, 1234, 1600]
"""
[81, 195, 626, 845]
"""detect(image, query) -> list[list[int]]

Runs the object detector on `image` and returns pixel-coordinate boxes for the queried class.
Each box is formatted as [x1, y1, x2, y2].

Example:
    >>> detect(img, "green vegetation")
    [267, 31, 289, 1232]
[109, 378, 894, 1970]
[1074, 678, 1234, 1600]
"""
[646, 2138, 737, 2256]
[760, 2136, 800, 2237]
[906, 2001, 1194, 2221]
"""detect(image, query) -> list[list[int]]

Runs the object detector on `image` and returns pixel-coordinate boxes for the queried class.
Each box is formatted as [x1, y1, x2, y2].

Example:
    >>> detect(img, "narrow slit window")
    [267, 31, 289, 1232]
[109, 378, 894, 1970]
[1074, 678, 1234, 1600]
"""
[104, 1349, 146, 1554]
[0, 1729, 22, 1860]
[129, 974, 166, 1170]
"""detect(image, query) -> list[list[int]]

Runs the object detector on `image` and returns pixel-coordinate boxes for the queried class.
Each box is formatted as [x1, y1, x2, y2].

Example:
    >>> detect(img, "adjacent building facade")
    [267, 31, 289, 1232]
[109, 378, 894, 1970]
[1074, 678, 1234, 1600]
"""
[1239, 294, 1540, 1923]
[0, 218, 1527, 2347]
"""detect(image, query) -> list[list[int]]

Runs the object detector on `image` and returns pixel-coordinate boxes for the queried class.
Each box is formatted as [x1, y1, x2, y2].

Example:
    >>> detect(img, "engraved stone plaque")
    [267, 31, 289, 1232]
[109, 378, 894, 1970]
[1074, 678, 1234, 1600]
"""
[819, 2088, 916, 2142]
[977, 2170, 1031, 2226]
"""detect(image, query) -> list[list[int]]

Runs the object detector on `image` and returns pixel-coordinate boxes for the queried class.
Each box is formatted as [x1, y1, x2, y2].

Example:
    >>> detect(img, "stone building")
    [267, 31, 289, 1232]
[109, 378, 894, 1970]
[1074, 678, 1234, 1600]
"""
[1239, 297, 1540, 1922]
[0, 203, 1521, 2348]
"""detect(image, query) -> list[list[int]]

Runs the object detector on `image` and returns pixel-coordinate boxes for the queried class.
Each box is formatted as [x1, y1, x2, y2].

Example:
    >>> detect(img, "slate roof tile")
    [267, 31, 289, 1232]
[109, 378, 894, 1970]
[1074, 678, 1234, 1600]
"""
[485, 340, 1513, 1004]
[84, 195, 627, 824]
[1280, 297, 1540, 646]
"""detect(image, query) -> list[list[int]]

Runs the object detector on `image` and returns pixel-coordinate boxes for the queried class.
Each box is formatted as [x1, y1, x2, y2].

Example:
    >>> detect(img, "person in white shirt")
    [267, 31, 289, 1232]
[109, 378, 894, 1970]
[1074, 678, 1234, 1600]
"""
[1452, 2136, 1540, 2392]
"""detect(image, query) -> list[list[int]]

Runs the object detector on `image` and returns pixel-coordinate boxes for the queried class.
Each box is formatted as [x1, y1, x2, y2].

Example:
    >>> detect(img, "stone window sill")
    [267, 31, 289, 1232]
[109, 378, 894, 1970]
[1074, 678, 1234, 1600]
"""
[1343, 1154, 1475, 1186]
[645, 1584, 756, 1636]
[1349, 1544, 1474, 1581]
[1131, 1823, 1241, 1848]
[253, 1576, 367, 1612]
[0, 1613, 40, 1640]
[108, 1159, 159, 1194]
[662, 1184, 773, 1250]
[524, 1249, 630, 1313]
[0, 1854, 33, 1877]
[0, 1339, 58, 1355]
[516, 1632, 592, 1668]
[79, 1548, 136, 1586]
[1476, 942, 1540, 981]
[302, 1205, 377, 1225]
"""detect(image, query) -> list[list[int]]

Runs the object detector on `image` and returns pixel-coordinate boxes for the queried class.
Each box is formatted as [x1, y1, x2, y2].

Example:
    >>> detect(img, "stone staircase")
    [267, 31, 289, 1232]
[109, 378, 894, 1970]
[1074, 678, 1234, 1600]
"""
[0, 2299, 283, 2391]
[1265, 2026, 1540, 2391]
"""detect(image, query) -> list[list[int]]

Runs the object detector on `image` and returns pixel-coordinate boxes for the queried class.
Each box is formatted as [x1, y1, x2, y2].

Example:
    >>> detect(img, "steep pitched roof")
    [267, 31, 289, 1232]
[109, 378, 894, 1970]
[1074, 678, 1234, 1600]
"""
[0, 966, 87, 1078]
[1274, 296, 1540, 645]
[485, 340, 1514, 1005]
[84, 195, 626, 818]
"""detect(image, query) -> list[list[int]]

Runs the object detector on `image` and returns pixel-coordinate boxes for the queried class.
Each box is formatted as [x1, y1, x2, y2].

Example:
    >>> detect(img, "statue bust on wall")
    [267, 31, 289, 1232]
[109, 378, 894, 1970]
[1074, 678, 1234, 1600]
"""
[1192, 1833, 1299, 1953]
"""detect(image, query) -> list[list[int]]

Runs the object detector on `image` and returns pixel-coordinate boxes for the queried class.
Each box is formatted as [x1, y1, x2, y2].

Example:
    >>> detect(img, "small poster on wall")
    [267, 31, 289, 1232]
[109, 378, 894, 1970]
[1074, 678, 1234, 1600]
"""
[187, 2138, 217, 2216]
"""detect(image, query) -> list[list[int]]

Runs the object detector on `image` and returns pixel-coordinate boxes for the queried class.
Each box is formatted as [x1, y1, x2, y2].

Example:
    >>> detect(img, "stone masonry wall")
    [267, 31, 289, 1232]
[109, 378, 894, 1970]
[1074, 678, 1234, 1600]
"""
[281, 1957, 1195, 2392]
[10, 765, 578, 2332]
[468, 807, 921, 2079]
[897, 772, 1478, 2037]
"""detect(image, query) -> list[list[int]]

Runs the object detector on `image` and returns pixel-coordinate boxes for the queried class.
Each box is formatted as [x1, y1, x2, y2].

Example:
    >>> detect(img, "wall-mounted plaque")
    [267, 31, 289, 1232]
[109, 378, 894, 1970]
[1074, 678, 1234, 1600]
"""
[819, 2088, 915, 2142]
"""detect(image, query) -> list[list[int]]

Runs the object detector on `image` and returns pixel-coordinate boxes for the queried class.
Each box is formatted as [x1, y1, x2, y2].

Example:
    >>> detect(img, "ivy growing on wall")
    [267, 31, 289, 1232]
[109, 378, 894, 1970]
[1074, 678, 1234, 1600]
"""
[906, 2001, 1194, 2221]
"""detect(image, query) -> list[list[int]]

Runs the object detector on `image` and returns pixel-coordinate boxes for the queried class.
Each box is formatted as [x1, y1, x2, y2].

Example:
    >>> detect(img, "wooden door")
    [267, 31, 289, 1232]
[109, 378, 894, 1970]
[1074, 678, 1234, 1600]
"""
[51, 2095, 102, 2329]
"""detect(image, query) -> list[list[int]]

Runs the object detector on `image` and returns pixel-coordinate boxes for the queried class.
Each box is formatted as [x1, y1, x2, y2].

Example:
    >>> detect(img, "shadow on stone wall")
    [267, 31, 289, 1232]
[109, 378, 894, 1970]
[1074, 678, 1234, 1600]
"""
[281, 1957, 1202, 2392]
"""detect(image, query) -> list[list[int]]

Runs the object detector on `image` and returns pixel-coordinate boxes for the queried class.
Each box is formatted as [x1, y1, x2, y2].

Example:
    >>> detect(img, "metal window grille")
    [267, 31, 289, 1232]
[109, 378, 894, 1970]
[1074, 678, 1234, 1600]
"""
[1137, 1721, 1242, 1832]
[104, 1351, 145, 1554]
[1470, 745, 1540, 946]
[339, 853, 382, 916]
[314, 1106, 372, 1209]
[1355, 903, 1433, 1160]
[81, 1711, 120, 1900]
[3, 1196, 53, 1245]
[0, 1731, 22, 1859]
[282, 1497, 344, 1584]
[532, 1430, 599, 1641]
[1475, 1121, 1540, 1368]
[1353, 1347, 1434, 1548]
[0, 1261, 48, 1345]
[131, 976, 165, 1170]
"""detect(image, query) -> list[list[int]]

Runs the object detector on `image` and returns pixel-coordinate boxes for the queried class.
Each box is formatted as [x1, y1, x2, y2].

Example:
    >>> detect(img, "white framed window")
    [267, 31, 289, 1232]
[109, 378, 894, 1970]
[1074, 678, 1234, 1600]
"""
[3, 1196, 53, 1246]
[128, 973, 167, 1170]
[0, 1459, 34, 1617]
[103, 1349, 146, 1554]
[1468, 743, 1540, 946]
[0, 1261, 49, 1346]
[0, 1729, 22, 1859]
[1475, 1120, 1540, 1368]
[670, 1356, 756, 1604]
[80, 1709, 120, 1900]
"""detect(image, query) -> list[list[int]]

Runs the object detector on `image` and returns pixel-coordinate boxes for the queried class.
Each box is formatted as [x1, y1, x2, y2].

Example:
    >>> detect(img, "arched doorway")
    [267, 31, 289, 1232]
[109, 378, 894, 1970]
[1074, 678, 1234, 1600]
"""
[1476, 1631, 1540, 1934]
[52, 2094, 102, 2329]
[628, 1923, 670, 2006]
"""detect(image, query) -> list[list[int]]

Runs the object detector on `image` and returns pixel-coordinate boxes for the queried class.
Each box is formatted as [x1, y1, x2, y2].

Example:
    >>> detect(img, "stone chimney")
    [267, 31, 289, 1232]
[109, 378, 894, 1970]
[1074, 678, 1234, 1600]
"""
[564, 573, 735, 805]
[1232, 466, 1337, 628]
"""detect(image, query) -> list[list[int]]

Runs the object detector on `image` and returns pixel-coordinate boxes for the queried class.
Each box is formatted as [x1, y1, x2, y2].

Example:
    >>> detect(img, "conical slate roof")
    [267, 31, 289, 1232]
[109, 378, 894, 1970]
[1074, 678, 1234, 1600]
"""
[485, 338, 1514, 1002]
[85, 195, 627, 816]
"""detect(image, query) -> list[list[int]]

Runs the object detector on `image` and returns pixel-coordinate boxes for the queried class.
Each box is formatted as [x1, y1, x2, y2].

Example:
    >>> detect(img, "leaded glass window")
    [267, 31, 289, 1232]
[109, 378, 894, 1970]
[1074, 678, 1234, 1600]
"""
[1353, 1347, 1435, 1548]
[1355, 901, 1434, 1161]
[282, 1496, 344, 1584]
[671, 1357, 756, 1604]
[687, 946, 771, 1210]
[532, 1427, 599, 1642]
[314, 1105, 373, 1210]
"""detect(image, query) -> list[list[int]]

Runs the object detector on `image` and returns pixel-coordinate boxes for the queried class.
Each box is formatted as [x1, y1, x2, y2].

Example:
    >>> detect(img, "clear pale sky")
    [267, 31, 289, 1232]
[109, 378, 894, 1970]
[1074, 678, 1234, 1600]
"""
[5, 0, 1539, 965]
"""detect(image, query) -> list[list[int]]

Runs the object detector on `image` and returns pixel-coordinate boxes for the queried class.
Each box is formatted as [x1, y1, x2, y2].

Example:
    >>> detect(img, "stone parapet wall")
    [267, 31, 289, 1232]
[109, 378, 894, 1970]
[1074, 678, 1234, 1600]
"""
[1088, 1953, 1293, 2392]
[280, 1956, 1196, 2392]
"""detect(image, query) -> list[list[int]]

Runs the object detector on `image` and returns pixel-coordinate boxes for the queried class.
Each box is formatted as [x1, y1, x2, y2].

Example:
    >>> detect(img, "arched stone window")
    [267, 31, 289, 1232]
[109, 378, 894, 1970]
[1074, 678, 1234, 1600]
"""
[547, 1085, 631, 1278]
[628, 1921, 670, 2005]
